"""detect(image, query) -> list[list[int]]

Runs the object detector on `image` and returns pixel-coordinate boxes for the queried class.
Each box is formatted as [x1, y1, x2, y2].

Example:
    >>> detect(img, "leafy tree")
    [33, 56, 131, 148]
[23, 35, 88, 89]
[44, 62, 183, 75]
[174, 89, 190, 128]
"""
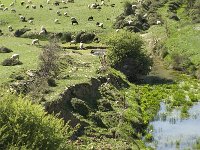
[106, 31, 152, 82]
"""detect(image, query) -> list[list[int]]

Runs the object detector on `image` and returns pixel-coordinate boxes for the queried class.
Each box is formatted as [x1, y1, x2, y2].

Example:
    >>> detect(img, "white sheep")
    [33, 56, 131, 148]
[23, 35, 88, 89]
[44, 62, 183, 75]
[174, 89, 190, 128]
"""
[156, 20, 162, 25]
[19, 15, 25, 21]
[8, 25, 13, 32]
[56, 10, 61, 16]
[11, 8, 16, 13]
[99, 23, 103, 28]
[128, 20, 133, 25]
[39, 30, 46, 35]
[47, 0, 50, 4]
[54, 19, 59, 24]
[116, 29, 119, 32]
[62, 0, 67, 4]
[3, 7, 8, 11]
[64, 12, 68, 17]
[10, 2, 14, 7]
[27, 0, 32, 4]
[32, 39, 40, 45]
[11, 54, 19, 60]
[0, 4, 5, 8]
[28, 20, 33, 24]
[70, 40, 77, 45]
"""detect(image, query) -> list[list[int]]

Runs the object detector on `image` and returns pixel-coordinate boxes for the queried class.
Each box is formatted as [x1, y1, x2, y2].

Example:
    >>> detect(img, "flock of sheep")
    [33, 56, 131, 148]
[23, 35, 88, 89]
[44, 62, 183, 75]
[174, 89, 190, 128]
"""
[0, 0, 114, 62]
[0, 0, 162, 62]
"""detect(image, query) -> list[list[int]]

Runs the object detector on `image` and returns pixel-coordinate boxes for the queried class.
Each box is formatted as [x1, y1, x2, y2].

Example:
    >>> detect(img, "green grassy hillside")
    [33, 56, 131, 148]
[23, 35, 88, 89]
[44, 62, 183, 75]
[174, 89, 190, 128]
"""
[0, 0, 200, 149]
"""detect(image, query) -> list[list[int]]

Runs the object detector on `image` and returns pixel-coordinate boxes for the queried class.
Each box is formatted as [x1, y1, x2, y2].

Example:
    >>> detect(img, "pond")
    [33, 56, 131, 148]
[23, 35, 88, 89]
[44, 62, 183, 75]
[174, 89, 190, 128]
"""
[146, 102, 200, 150]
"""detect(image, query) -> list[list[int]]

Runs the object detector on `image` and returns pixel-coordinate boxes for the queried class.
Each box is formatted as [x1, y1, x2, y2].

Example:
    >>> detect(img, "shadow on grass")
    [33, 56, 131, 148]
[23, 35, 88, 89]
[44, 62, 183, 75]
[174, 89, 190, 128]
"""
[136, 75, 174, 85]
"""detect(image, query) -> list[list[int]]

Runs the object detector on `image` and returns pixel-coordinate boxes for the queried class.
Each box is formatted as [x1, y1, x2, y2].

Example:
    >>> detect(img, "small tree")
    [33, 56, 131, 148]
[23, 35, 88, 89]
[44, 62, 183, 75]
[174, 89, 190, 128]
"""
[106, 31, 152, 82]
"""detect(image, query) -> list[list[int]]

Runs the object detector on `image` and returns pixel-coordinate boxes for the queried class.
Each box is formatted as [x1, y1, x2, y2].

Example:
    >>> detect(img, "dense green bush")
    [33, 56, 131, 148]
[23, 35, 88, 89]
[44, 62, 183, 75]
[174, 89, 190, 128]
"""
[0, 93, 72, 150]
[106, 31, 152, 82]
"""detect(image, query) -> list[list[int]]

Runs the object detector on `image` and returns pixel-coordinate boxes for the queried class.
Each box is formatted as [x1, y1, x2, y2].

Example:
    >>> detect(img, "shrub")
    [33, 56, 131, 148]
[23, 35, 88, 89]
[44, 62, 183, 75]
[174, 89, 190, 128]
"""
[0, 46, 13, 53]
[2, 58, 22, 66]
[80, 33, 95, 43]
[106, 31, 152, 82]
[123, 1, 134, 16]
[61, 32, 72, 42]
[0, 93, 72, 150]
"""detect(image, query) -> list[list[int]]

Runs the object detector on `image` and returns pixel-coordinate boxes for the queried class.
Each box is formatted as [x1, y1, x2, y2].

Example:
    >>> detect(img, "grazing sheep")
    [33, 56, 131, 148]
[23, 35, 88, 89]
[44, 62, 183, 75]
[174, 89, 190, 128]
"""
[27, 0, 32, 4]
[19, 15, 26, 22]
[64, 12, 68, 17]
[110, 3, 115, 7]
[11, 54, 19, 60]
[96, 22, 103, 28]
[56, 10, 61, 16]
[100, 1, 105, 5]
[156, 20, 162, 25]
[40, 4, 43, 8]
[54, 19, 59, 24]
[116, 29, 119, 32]
[28, 20, 33, 24]
[47, 0, 50, 4]
[11, 8, 16, 13]
[31, 5, 36, 9]
[70, 40, 77, 45]
[132, 4, 137, 9]
[72, 20, 78, 25]
[54, 1, 60, 6]
[0, 4, 5, 8]
[71, 17, 78, 25]
[39, 26, 47, 35]
[88, 16, 93, 21]
[32, 39, 39, 45]
[10, 2, 14, 7]
[21, 1, 25, 6]
[8, 25, 13, 32]
[3, 7, 8, 11]
[39, 30, 46, 35]
[89, 3, 98, 9]
[62, 0, 67, 4]
[127, 20, 133, 25]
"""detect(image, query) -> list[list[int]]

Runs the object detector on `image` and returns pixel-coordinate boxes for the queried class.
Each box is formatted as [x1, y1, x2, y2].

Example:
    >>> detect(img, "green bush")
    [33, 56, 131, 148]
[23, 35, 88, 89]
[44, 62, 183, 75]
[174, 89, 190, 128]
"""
[106, 31, 152, 82]
[0, 93, 72, 150]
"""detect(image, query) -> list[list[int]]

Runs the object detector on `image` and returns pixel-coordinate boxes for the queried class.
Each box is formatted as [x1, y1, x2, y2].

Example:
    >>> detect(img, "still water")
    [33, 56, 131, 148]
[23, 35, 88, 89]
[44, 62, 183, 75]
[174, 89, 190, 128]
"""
[146, 102, 200, 150]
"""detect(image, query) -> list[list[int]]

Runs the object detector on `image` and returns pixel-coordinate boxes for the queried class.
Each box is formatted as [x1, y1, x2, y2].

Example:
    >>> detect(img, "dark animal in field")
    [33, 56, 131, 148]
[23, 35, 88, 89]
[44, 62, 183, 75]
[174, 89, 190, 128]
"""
[110, 3, 115, 7]
[40, 5, 43, 8]
[26, 5, 29, 9]
[72, 20, 78, 25]
[54, 1, 60, 6]
[88, 16, 93, 21]
[31, 5, 36, 9]
[21, 1, 25, 6]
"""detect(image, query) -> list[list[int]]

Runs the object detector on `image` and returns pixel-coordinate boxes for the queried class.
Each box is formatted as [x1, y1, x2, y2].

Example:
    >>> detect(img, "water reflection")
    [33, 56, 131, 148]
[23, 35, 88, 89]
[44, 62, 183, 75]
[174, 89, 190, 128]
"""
[146, 102, 200, 150]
